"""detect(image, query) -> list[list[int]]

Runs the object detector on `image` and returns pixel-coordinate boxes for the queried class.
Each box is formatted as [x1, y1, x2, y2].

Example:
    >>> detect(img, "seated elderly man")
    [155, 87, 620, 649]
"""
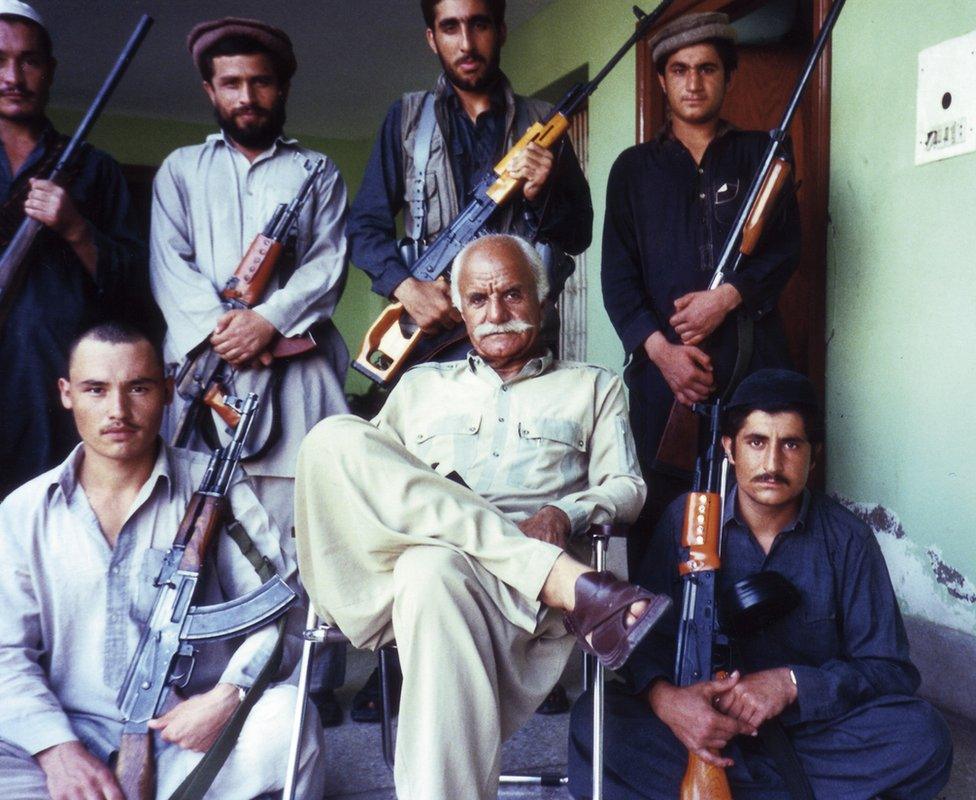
[0, 323, 324, 800]
[295, 233, 670, 799]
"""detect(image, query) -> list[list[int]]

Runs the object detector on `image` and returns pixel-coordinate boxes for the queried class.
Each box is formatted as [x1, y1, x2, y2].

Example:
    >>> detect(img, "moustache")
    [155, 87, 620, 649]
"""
[233, 105, 268, 119]
[101, 423, 138, 434]
[472, 320, 535, 338]
[752, 472, 789, 485]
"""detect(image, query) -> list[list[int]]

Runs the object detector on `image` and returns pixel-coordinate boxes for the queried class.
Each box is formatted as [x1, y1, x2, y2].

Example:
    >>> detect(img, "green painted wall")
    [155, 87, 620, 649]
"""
[827, 4, 976, 573]
[503, 1, 644, 373]
[47, 107, 381, 395]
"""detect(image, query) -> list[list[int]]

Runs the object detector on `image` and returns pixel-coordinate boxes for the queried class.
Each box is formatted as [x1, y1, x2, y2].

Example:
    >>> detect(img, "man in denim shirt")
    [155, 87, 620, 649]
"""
[569, 369, 952, 800]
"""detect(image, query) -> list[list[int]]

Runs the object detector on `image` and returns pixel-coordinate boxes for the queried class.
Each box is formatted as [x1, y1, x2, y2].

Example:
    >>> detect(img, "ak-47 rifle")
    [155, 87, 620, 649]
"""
[115, 393, 297, 800]
[353, 0, 676, 386]
[674, 401, 732, 800]
[654, 0, 848, 477]
[0, 15, 153, 326]
[171, 159, 325, 447]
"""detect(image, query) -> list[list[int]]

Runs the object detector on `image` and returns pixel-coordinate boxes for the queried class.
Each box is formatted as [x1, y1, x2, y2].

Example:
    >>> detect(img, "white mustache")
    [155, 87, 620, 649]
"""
[472, 320, 535, 337]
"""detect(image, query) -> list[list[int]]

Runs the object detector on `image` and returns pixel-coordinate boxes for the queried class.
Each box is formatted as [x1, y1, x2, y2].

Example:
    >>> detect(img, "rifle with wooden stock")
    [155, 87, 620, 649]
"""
[654, 0, 848, 476]
[171, 159, 325, 447]
[353, 0, 676, 386]
[674, 400, 732, 800]
[0, 14, 153, 326]
[115, 393, 297, 800]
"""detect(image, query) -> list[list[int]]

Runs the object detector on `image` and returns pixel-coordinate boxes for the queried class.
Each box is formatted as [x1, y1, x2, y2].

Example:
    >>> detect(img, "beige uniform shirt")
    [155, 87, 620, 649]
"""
[373, 353, 646, 533]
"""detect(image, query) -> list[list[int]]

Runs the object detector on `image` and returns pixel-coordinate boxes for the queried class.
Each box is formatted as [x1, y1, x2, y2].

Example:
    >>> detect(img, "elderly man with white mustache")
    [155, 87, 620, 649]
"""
[294, 233, 669, 800]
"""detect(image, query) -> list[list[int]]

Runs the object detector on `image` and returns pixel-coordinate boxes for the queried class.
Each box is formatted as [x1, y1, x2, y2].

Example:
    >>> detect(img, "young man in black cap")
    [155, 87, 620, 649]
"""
[568, 369, 953, 800]
[600, 12, 801, 570]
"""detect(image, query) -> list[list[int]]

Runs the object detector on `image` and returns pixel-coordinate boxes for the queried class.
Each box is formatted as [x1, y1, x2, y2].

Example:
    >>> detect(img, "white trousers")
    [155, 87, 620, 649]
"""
[0, 685, 324, 800]
[295, 415, 576, 800]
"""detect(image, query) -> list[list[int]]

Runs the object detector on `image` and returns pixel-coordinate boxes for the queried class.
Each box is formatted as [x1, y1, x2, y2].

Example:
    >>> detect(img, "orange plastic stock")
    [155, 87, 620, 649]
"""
[678, 491, 722, 576]
[353, 302, 422, 385]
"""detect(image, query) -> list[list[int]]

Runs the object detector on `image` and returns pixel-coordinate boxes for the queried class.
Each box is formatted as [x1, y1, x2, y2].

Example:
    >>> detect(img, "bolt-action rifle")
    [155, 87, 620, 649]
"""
[353, 0, 677, 386]
[0, 15, 153, 327]
[654, 0, 848, 477]
[674, 401, 732, 800]
[114, 394, 296, 800]
[171, 159, 325, 447]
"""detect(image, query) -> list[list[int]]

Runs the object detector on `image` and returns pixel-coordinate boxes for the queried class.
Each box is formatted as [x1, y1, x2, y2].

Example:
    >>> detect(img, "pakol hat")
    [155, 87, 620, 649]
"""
[648, 11, 737, 65]
[0, 0, 45, 31]
[187, 17, 296, 80]
[726, 369, 819, 413]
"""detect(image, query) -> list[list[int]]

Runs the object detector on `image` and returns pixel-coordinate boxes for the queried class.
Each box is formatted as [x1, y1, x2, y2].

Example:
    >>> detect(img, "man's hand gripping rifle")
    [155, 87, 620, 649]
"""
[114, 393, 296, 799]
[353, 1, 676, 386]
[674, 401, 733, 799]
[171, 159, 325, 447]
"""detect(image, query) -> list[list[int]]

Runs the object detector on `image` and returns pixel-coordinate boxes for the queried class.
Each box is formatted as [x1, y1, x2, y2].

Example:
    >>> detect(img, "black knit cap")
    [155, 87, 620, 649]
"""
[726, 369, 819, 412]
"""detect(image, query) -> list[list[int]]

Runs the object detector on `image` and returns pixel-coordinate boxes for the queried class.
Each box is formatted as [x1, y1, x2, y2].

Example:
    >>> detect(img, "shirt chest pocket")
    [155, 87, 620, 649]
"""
[712, 178, 741, 226]
[412, 413, 482, 474]
[515, 417, 588, 489]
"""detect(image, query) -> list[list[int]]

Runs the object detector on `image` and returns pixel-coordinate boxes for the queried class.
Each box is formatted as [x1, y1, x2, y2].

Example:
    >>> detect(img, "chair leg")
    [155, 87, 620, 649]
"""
[282, 604, 318, 800]
[378, 646, 396, 770]
[590, 534, 610, 800]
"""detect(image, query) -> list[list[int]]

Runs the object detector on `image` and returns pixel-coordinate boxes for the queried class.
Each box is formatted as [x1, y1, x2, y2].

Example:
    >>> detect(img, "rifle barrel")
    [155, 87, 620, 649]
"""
[709, 0, 846, 288]
[53, 15, 153, 178]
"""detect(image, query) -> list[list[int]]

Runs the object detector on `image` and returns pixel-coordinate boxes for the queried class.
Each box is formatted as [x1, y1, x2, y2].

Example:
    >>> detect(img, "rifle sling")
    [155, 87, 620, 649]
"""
[721, 310, 755, 403]
[165, 519, 287, 800]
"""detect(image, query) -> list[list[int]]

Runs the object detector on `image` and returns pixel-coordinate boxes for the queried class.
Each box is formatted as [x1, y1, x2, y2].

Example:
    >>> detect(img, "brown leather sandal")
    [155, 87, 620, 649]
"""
[563, 572, 672, 670]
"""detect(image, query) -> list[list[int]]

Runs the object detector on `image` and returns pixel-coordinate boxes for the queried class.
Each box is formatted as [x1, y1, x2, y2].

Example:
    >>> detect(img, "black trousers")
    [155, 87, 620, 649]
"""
[568, 683, 953, 800]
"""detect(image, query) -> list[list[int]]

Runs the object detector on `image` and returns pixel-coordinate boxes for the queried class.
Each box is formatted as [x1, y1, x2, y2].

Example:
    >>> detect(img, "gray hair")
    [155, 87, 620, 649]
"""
[450, 234, 549, 309]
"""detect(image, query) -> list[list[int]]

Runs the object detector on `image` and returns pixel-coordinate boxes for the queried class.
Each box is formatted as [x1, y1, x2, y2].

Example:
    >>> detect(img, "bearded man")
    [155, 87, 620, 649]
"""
[149, 17, 350, 725]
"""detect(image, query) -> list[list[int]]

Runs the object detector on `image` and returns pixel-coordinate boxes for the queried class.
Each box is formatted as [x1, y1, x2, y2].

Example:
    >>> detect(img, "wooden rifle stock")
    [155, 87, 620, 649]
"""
[681, 746, 733, 800]
[653, 158, 794, 476]
[222, 234, 284, 306]
[115, 733, 154, 800]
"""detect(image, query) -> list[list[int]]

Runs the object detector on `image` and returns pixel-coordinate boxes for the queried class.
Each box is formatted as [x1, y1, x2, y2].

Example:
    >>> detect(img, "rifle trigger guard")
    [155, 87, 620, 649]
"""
[169, 643, 196, 689]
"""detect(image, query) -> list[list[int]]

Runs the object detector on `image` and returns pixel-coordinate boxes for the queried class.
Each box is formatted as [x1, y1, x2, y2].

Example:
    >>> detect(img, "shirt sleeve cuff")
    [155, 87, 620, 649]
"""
[6, 711, 78, 757]
[790, 663, 837, 723]
[725, 273, 772, 319]
[546, 500, 589, 537]
[372, 264, 413, 300]
[620, 313, 659, 357]
[251, 301, 289, 336]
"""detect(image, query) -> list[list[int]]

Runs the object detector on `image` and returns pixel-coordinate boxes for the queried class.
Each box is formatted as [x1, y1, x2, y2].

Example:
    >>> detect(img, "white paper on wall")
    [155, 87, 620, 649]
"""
[916, 29, 976, 165]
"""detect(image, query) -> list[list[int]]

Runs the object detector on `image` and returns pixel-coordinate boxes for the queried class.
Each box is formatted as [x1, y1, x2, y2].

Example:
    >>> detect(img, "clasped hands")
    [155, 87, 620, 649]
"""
[210, 308, 279, 369]
[644, 284, 742, 406]
[650, 668, 798, 768]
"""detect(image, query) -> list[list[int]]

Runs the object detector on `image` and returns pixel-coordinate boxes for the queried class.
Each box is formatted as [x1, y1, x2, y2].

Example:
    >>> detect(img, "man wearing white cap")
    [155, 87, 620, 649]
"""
[600, 12, 801, 571]
[0, 0, 146, 499]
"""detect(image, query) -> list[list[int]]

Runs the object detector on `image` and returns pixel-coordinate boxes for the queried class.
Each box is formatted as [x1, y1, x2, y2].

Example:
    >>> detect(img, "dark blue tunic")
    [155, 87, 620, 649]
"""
[568, 490, 953, 799]
[0, 124, 146, 498]
[601, 126, 801, 471]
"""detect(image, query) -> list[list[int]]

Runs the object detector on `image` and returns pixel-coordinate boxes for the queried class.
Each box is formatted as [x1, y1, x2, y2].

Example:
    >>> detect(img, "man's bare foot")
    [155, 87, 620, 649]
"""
[540, 554, 650, 640]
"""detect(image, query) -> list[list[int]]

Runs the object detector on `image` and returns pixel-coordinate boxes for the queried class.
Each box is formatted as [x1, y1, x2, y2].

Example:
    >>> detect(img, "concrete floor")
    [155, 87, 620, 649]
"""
[316, 647, 976, 799]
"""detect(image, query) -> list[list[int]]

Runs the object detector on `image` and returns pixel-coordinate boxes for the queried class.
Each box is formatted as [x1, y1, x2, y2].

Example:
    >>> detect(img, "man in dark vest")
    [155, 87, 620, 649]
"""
[601, 13, 801, 571]
[0, 0, 145, 499]
[346, 0, 593, 717]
